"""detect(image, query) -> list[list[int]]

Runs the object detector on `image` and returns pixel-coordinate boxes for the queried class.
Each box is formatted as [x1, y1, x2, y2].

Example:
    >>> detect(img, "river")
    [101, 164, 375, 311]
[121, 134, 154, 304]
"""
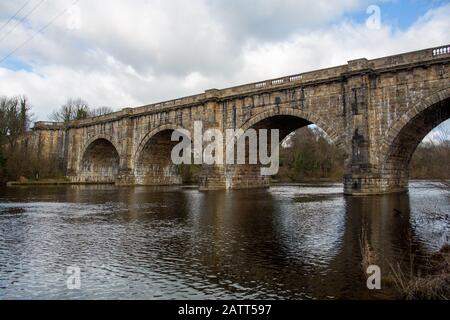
[0, 181, 449, 299]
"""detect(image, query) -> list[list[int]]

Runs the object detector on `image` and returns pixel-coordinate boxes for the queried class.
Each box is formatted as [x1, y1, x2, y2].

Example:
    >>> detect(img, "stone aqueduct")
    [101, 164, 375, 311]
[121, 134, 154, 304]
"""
[29, 45, 450, 195]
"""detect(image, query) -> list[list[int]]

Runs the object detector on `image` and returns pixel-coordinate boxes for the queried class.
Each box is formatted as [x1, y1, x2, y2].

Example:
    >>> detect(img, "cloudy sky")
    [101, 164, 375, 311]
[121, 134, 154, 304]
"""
[0, 0, 449, 132]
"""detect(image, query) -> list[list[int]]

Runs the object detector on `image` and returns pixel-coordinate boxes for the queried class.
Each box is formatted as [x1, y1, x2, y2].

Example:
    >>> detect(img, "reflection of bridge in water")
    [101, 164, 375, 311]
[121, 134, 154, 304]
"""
[62, 185, 430, 299]
[3, 183, 441, 299]
[27, 45, 450, 195]
[322, 193, 419, 299]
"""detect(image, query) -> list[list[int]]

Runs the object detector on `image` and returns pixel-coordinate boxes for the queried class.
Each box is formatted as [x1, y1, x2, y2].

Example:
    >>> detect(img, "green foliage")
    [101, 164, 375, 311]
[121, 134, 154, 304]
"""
[277, 127, 345, 182]
[0, 148, 5, 182]
[76, 108, 88, 120]
[410, 139, 450, 180]
[0, 95, 33, 183]
[180, 164, 201, 184]
[1, 95, 112, 184]
[0, 95, 31, 141]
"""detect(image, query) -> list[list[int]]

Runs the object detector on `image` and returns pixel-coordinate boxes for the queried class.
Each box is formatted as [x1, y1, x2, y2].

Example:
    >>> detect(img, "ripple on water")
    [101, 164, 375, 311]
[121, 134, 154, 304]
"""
[0, 182, 448, 299]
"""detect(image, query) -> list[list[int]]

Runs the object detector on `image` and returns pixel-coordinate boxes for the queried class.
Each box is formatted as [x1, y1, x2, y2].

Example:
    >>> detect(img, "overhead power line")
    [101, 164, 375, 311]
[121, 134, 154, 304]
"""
[0, 0, 33, 34]
[0, 0, 80, 65]
[0, 0, 46, 44]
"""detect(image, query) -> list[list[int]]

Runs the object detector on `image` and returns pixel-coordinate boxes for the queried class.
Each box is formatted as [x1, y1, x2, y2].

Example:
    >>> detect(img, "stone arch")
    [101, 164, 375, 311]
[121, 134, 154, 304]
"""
[134, 124, 191, 185]
[79, 134, 121, 164]
[134, 124, 184, 164]
[238, 107, 345, 152]
[79, 136, 121, 183]
[380, 87, 450, 192]
[224, 107, 346, 189]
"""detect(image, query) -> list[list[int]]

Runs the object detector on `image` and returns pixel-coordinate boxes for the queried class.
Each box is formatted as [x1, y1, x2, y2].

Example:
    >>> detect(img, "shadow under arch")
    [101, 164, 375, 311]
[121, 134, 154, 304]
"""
[380, 88, 450, 192]
[134, 124, 191, 185]
[225, 108, 347, 189]
[238, 108, 344, 149]
[79, 137, 120, 183]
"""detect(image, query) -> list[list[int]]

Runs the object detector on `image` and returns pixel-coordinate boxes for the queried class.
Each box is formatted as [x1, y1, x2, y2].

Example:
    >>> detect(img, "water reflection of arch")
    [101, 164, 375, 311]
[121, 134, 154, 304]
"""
[173, 187, 350, 299]
[185, 188, 304, 296]
[322, 193, 418, 298]
[407, 183, 450, 253]
[270, 186, 346, 266]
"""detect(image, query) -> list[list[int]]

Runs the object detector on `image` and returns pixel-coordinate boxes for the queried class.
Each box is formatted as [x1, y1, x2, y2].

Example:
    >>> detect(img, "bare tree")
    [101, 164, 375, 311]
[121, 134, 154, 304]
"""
[50, 98, 89, 123]
[89, 106, 114, 117]
[410, 124, 450, 183]
[277, 126, 345, 182]
[0, 95, 33, 182]
[0, 95, 32, 149]
[434, 126, 450, 189]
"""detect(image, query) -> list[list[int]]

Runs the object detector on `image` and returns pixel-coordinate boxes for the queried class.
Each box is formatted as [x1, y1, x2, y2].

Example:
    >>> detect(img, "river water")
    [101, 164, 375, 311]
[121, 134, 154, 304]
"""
[0, 181, 449, 300]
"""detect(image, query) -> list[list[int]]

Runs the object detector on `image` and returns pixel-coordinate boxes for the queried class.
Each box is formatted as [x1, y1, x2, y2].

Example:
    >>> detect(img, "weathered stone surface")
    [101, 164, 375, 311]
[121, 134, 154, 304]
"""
[29, 45, 450, 195]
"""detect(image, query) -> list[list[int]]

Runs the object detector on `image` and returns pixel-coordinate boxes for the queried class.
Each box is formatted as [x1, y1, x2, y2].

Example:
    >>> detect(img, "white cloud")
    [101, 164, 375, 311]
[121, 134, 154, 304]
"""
[0, 0, 449, 128]
[237, 4, 450, 81]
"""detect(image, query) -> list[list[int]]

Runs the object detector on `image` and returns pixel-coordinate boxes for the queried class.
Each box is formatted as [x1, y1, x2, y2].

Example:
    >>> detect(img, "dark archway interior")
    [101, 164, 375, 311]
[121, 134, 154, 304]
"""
[228, 115, 315, 188]
[80, 139, 120, 183]
[135, 129, 187, 185]
[250, 115, 312, 141]
[383, 97, 450, 188]
[232, 115, 312, 163]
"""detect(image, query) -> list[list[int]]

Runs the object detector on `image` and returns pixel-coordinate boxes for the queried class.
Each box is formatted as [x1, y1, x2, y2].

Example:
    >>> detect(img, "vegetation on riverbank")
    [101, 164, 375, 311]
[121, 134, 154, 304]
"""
[0, 95, 33, 184]
[6, 176, 71, 186]
[359, 179, 450, 300]
[390, 243, 450, 299]
[410, 130, 450, 180]
[276, 127, 345, 182]
[0, 96, 113, 185]
[392, 179, 450, 300]
[277, 125, 450, 183]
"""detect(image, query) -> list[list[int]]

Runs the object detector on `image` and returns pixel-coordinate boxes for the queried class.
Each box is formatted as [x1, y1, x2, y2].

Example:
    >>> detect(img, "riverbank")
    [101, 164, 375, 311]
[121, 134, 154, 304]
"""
[392, 244, 450, 299]
[6, 178, 113, 186]
[273, 178, 341, 184]
[4, 178, 449, 188]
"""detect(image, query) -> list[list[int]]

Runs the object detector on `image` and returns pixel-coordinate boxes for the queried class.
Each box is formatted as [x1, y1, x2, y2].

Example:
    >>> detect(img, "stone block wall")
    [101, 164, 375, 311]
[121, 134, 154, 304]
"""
[27, 45, 450, 195]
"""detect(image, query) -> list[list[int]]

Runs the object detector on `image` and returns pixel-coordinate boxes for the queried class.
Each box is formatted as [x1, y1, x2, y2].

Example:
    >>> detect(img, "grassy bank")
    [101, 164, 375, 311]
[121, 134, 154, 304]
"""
[7, 179, 69, 186]
[391, 244, 450, 300]
[273, 178, 342, 184]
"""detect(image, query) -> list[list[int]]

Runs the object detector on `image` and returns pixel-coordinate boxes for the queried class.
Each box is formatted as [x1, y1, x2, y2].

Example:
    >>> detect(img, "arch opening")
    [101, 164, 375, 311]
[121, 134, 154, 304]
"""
[134, 129, 192, 186]
[226, 114, 344, 188]
[79, 138, 120, 183]
[382, 96, 450, 192]
[410, 120, 450, 181]
[278, 126, 346, 183]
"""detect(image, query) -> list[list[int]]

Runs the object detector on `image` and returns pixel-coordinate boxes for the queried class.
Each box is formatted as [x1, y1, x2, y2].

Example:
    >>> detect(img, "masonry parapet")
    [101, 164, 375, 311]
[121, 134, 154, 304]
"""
[33, 121, 65, 130]
[370, 44, 450, 70]
[40, 44, 449, 129]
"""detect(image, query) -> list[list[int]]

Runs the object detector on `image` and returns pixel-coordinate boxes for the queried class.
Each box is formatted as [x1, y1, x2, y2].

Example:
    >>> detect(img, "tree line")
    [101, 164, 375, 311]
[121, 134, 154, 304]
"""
[277, 126, 450, 182]
[276, 127, 346, 182]
[0, 96, 33, 183]
[50, 98, 113, 123]
[410, 129, 450, 180]
[0, 96, 113, 183]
